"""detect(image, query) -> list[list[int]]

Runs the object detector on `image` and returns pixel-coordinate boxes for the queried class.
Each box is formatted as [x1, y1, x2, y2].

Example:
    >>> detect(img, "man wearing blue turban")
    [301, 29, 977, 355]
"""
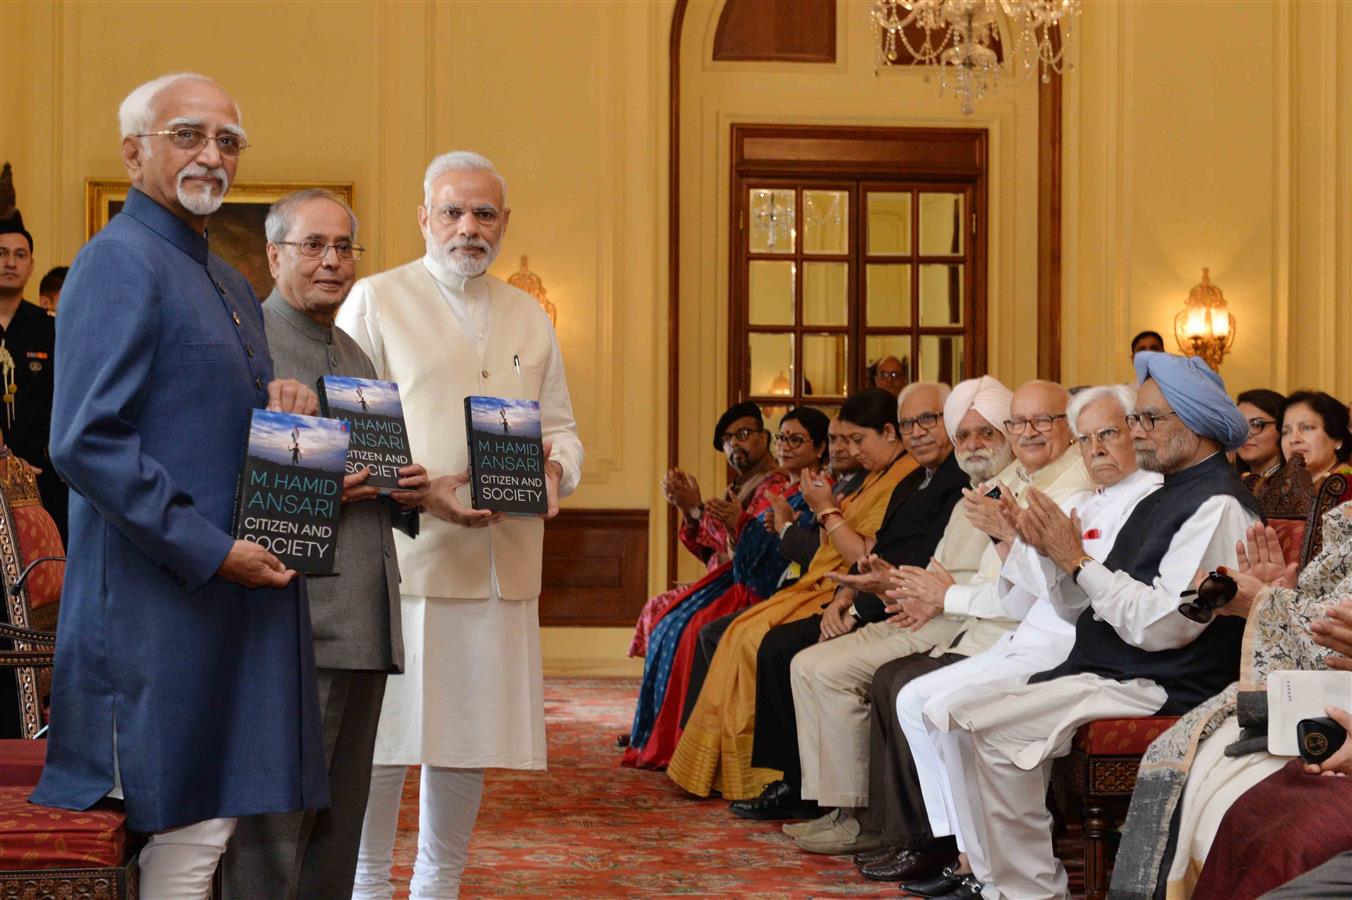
[917, 353, 1262, 900]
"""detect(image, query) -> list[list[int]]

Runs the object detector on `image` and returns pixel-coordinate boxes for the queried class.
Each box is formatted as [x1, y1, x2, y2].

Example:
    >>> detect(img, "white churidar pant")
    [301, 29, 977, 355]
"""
[137, 817, 237, 900]
[352, 765, 485, 899]
[897, 599, 1075, 862]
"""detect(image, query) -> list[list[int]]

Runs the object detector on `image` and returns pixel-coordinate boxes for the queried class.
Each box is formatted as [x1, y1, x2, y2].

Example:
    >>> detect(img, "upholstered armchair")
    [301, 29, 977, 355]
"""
[0, 447, 136, 899]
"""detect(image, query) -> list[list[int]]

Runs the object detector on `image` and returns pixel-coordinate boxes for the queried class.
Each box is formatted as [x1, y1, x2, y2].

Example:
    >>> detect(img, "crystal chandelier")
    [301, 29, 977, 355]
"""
[872, 0, 1079, 115]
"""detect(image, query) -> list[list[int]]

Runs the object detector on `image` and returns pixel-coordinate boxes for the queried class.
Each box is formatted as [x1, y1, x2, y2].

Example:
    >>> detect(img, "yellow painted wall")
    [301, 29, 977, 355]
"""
[4, 0, 1351, 674]
[1064, 0, 1352, 397]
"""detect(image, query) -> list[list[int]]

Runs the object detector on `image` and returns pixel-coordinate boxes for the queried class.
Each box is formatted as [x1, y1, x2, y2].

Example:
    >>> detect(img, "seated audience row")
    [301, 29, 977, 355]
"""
[627, 353, 1352, 899]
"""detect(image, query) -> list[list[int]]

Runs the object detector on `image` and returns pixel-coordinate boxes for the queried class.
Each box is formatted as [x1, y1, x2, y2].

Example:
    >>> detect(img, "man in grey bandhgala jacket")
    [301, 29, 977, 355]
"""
[223, 189, 429, 899]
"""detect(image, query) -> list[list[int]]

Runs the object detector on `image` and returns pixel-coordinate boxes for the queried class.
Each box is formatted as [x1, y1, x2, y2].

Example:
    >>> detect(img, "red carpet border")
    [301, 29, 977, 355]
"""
[390, 677, 1087, 898]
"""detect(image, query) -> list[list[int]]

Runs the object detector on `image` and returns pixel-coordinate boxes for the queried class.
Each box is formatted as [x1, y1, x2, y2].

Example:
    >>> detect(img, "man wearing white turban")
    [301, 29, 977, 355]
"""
[780, 379, 1092, 858]
[938, 353, 1261, 900]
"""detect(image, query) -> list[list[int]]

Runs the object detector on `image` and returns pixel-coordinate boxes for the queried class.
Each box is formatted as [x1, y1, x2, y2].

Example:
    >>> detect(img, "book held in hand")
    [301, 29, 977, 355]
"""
[233, 409, 350, 574]
[464, 395, 547, 515]
[316, 375, 413, 492]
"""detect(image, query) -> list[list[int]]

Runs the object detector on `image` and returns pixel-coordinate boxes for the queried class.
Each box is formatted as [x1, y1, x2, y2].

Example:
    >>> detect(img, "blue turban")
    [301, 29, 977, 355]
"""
[1132, 351, 1249, 450]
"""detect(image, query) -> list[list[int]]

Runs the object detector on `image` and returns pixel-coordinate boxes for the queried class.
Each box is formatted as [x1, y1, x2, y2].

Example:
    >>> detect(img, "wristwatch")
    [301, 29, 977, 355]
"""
[1070, 554, 1096, 585]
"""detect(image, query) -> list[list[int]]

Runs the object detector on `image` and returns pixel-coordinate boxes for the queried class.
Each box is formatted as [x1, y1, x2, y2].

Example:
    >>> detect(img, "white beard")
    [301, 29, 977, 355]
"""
[958, 443, 1014, 482]
[175, 165, 229, 216]
[427, 235, 499, 279]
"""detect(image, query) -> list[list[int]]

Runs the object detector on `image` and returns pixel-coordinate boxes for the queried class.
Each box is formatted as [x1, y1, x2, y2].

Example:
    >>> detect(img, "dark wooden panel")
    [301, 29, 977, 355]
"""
[713, 0, 836, 63]
[735, 125, 987, 176]
[541, 508, 649, 627]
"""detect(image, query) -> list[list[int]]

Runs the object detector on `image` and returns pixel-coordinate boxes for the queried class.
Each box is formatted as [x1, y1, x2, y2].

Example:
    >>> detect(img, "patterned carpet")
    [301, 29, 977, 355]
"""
[389, 677, 1089, 898]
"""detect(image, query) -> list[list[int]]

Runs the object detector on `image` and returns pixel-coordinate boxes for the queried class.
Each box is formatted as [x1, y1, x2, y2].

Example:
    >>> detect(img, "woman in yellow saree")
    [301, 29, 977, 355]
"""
[668, 389, 916, 800]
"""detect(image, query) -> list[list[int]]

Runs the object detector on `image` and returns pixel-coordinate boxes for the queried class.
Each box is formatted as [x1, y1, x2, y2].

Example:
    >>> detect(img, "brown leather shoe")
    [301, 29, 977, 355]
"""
[859, 849, 956, 882]
[852, 843, 902, 867]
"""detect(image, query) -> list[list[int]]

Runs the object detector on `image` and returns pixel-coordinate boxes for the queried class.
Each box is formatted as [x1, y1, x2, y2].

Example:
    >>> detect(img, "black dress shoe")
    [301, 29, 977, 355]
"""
[923, 874, 984, 899]
[728, 780, 821, 820]
[861, 849, 956, 882]
[899, 865, 962, 897]
[853, 843, 902, 867]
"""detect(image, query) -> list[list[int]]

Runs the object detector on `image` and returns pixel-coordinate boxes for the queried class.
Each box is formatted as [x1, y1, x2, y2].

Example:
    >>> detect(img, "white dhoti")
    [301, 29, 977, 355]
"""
[897, 602, 1075, 874]
[944, 673, 1168, 900]
[375, 592, 545, 769]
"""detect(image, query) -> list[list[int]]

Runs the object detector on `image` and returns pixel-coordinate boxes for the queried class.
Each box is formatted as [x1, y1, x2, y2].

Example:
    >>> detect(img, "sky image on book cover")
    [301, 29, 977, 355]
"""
[234, 409, 350, 574]
[317, 375, 411, 491]
[464, 396, 546, 515]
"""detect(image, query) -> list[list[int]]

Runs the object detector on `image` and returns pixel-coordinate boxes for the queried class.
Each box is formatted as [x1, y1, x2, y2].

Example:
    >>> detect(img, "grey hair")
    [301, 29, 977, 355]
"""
[265, 189, 358, 243]
[422, 151, 508, 206]
[1068, 383, 1138, 436]
[118, 73, 242, 139]
[897, 381, 952, 411]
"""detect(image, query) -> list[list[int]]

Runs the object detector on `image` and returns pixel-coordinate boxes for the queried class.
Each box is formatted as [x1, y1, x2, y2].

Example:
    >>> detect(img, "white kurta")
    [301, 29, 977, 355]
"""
[337, 254, 583, 770]
[896, 469, 1161, 874]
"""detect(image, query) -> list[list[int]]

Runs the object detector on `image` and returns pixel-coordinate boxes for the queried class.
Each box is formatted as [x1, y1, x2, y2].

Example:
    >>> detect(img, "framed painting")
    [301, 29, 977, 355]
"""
[85, 179, 356, 301]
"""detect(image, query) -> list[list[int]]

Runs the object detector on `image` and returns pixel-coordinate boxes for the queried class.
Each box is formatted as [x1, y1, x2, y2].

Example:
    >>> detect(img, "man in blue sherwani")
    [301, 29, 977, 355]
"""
[31, 72, 329, 898]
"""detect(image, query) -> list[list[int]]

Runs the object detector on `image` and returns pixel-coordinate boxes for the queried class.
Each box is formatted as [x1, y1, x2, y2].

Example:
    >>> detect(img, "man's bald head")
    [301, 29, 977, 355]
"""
[1006, 380, 1073, 473]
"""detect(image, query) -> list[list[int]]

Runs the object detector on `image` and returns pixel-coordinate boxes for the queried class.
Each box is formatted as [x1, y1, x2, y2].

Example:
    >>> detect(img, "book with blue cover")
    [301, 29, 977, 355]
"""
[232, 409, 350, 573]
[463, 395, 547, 515]
[316, 375, 413, 493]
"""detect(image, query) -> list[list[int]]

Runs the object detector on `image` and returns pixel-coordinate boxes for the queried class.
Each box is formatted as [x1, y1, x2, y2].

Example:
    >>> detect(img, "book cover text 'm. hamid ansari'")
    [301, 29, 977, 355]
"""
[316, 375, 413, 492]
[233, 409, 350, 573]
[464, 395, 547, 515]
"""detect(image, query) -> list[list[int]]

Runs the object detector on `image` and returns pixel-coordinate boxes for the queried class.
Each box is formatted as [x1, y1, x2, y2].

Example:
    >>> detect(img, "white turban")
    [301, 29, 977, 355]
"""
[943, 376, 1013, 443]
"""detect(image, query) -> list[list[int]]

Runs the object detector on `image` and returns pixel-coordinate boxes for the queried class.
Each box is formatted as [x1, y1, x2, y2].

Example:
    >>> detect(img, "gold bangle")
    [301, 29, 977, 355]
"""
[818, 506, 842, 520]
[826, 520, 847, 537]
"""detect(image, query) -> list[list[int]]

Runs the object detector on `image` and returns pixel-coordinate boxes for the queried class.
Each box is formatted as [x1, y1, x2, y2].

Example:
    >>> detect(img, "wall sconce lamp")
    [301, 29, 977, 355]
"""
[1174, 267, 1235, 371]
[507, 256, 557, 326]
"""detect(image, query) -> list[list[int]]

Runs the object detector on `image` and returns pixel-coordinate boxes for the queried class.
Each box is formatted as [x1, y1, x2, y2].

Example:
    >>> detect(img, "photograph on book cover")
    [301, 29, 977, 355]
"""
[468, 396, 542, 439]
[323, 376, 402, 418]
[249, 410, 349, 472]
[85, 179, 355, 301]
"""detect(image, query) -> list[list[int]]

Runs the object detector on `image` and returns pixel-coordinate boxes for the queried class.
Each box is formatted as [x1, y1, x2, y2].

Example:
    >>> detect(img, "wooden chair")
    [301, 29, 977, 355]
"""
[0, 446, 65, 738]
[0, 447, 138, 898]
[1298, 471, 1352, 565]
[1051, 462, 1345, 899]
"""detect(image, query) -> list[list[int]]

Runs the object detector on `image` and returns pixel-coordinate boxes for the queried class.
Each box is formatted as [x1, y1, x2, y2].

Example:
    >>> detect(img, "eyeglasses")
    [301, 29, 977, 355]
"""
[433, 205, 502, 226]
[137, 128, 248, 157]
[876, 370, 905, 382]
[1075, 426, 1125, 448]
[1247, 417, 1276, 436]
[1003, 414, 1067, 435]
[772, 433, 812, 449]
[898, 411, 942, 434]
[954, 425, 1001, 443]
[721, 427, 763, 447]
[274, 239, 365, 262]
[1126, 410, 1179, 432]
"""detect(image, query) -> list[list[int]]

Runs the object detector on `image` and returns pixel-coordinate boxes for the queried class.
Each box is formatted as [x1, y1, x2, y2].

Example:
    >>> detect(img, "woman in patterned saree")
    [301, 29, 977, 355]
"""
[667, 389, 917, 801]
[1111, 505, 1352, 899]
[622, 407, 829, 769]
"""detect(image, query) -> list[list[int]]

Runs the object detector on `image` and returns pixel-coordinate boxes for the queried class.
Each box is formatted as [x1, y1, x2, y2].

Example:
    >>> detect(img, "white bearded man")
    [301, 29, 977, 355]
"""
[336, 151, 583, 899]
[888, 384, 1161, 897]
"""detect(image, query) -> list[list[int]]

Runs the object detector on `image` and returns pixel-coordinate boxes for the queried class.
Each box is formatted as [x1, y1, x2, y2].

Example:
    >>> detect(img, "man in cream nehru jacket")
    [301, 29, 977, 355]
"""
[337, 151, 583, 898]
